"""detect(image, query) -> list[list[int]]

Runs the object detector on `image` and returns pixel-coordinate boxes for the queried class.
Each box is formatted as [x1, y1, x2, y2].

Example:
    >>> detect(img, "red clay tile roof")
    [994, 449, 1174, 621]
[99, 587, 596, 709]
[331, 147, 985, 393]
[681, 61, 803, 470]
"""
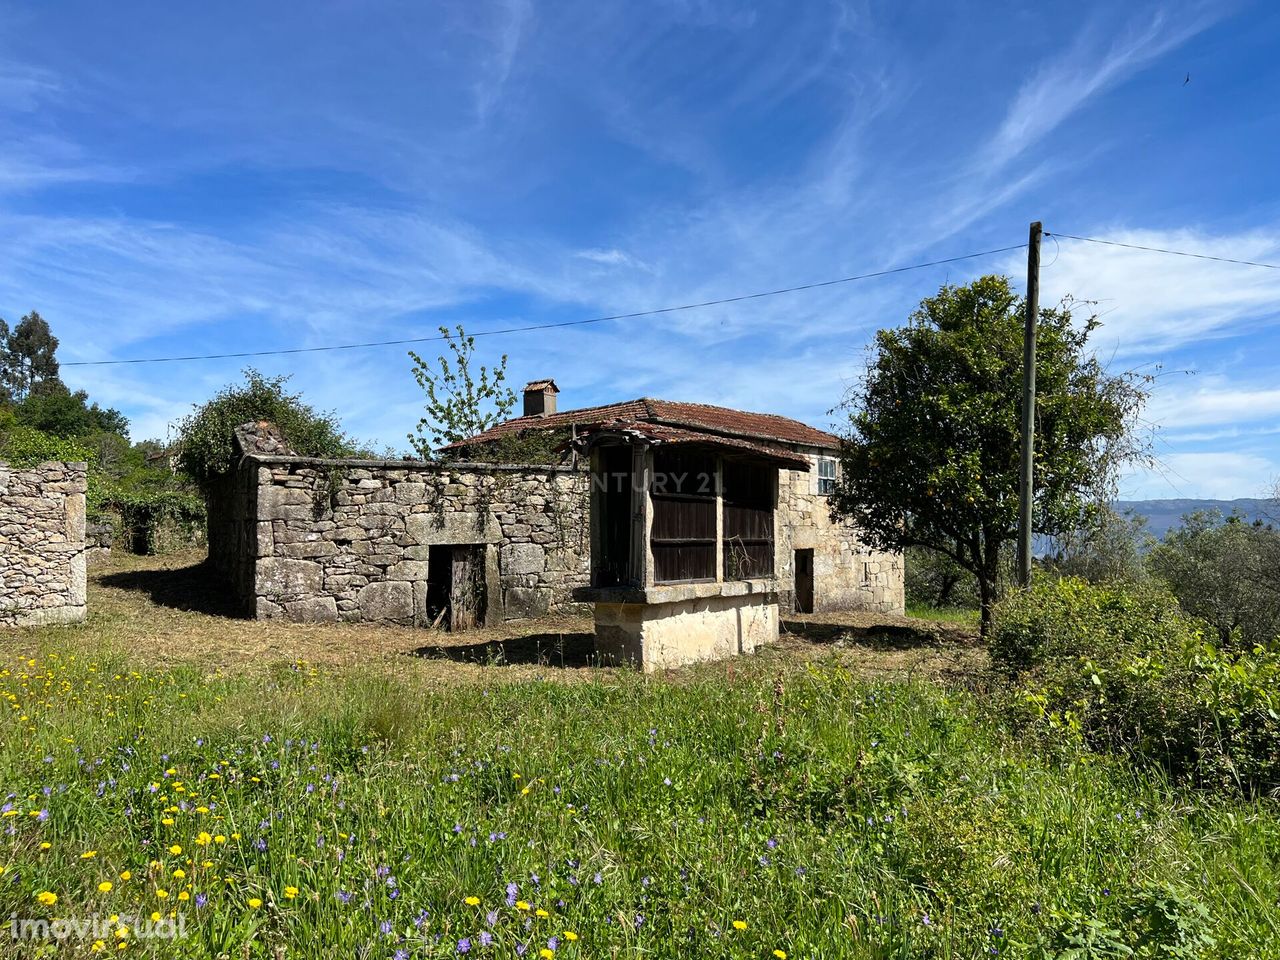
[575, 419, 812, 470]
[445, 397, 840, 451]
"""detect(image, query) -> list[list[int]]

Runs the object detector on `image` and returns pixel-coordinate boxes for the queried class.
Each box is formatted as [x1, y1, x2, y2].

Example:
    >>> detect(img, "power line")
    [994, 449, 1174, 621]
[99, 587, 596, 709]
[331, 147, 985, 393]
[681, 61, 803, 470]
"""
[63, 243, 1027, 367]
[1046, 232, 1280, 270]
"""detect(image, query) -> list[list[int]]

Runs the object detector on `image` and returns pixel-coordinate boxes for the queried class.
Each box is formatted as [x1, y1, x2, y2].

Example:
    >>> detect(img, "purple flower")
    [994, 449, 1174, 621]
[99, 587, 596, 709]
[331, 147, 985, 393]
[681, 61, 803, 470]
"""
[506, 882, 519, 906]
[380, 920, 393, 935]
[547, 937, 559, 950]
[480, 932, 494, 947]
[456, 937, 472, 953]
[486, 910, 499, 926]
[194, 893, 208, 908]
[394, 952, 409, 960]
[337, 890, 353, 906]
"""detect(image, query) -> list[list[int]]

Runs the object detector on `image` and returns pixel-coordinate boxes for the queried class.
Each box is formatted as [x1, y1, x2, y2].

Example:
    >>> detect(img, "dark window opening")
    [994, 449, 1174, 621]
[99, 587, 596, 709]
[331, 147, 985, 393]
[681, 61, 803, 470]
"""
[651, 449, 717, 583]
[723, 459, 774, 580]
[595, 446, 634, 587]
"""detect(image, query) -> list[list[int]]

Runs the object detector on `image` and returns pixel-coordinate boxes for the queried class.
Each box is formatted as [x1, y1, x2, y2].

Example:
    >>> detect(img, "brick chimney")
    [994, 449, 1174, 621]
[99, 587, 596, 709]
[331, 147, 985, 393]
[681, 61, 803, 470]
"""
[522, 379, 559, 417]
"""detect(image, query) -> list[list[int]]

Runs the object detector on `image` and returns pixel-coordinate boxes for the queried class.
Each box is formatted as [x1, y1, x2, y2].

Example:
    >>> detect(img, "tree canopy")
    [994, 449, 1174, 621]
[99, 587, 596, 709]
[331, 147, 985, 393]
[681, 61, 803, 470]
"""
[174, 369, 357, 487]
[407, 326, 516, 456]
[831, 275, 1150, 634]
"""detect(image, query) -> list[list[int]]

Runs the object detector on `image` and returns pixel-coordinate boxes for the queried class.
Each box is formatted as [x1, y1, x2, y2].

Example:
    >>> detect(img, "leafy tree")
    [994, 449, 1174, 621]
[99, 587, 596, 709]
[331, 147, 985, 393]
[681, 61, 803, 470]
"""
[408, 326, 516, 456]
[15, 383, 129, 438]
[905, 545, 979, 609]
[1043, 506, 1150, 584]
[1, 311, 61, 400]
[1147, 510, 1280, 648]
[175, 369, 357, 487]
[831, 275, 1150, 635]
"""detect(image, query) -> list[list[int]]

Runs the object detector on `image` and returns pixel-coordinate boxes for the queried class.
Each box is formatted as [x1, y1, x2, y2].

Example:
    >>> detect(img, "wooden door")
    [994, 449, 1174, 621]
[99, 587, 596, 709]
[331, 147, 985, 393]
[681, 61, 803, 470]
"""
[794, 549, 814, 614]
[448, 545, 485, 631]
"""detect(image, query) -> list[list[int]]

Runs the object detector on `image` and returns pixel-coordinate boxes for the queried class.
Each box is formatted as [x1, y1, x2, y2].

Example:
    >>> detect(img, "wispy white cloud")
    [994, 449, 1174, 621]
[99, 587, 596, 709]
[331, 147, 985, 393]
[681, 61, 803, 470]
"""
[981, 4, 1222, 173]
[1009, 227, 1280, 356]
[1124, 451, 1278, 500]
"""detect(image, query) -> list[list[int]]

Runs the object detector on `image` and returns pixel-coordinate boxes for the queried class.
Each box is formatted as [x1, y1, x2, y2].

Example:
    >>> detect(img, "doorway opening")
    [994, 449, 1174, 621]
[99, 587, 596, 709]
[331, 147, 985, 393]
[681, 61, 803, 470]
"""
[426, 544, 487, 631]
[794, 549, 814, 614]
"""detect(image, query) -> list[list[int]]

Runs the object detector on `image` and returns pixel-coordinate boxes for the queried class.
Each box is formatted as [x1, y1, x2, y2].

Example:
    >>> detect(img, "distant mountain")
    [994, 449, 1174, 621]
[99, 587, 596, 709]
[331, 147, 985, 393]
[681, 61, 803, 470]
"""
[1113, 498, 1276, 540]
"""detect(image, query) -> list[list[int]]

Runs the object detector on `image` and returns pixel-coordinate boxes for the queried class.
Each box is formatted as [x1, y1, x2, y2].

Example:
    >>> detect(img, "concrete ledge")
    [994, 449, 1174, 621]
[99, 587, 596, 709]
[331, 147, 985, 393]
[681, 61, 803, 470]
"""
[573, 578, 778, 605]
[591, 591, 779, 671]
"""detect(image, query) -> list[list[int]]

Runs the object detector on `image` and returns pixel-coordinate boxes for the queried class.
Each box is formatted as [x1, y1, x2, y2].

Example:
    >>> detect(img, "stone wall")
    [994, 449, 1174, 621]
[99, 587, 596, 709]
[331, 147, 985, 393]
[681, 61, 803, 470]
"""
[223, 436, 591, 624]
[776, 450, 904, 614]
[0, 461, 88, 626]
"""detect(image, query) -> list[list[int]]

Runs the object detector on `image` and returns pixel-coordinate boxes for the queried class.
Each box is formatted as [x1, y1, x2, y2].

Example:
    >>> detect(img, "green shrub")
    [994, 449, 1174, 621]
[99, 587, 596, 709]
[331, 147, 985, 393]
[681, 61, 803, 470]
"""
[174, 369, 359, 487]
[994, 578, 1280, 794]
[97, 490, 207, 554]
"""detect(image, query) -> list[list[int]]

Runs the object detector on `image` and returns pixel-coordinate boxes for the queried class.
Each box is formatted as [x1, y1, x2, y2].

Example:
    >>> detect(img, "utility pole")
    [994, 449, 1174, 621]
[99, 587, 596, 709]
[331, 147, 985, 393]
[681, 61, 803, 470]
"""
[1018, 221, 1042, 588]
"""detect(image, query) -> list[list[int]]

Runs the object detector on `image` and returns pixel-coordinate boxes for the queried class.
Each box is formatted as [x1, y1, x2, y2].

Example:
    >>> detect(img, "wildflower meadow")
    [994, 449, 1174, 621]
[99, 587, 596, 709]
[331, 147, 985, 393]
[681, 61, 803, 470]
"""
[2, 636, 1278, 959]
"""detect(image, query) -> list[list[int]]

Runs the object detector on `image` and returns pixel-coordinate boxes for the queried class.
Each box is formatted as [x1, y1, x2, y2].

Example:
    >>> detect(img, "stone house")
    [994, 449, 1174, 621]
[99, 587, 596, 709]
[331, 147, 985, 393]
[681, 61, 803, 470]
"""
[205, 383, 902, 627]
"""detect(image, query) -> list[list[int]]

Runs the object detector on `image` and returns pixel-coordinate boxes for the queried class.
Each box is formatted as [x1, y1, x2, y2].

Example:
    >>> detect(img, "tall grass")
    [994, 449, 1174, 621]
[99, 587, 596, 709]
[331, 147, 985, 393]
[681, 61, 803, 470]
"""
[1, 648, 1277, 958]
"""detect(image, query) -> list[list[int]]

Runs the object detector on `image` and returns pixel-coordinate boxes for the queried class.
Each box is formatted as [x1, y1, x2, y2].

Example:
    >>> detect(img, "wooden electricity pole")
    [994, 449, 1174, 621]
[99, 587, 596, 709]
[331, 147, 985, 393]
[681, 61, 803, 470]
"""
[1017, 221, 1042, 588]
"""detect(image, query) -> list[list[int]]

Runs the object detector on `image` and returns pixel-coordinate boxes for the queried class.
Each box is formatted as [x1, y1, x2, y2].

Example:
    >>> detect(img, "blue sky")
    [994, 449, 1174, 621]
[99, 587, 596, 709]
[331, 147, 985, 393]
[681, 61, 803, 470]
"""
[2, 0, 1278, 499]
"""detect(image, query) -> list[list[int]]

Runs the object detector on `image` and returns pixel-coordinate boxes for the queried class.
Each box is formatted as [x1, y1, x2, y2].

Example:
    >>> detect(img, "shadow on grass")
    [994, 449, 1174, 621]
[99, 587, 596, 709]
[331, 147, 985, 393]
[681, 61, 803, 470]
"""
[781, 618, 950, 650]
[410, 632, 599, 668]
[97, 560, 247, 619]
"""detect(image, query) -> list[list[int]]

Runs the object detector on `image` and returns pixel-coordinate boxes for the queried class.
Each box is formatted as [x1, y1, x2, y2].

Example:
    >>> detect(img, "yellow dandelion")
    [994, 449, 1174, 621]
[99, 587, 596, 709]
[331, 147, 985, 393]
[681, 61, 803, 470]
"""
[98, 881, 114, 893]
[115, 925, 129, 938]
[119, 871, 132, 881]
[195, 832, 212, 846]
[774, 951, 788, 959]
[172, 869, 185, 879]
[464, 895, 480, 906]
[168, 845, 182, 855]
[39, 841, 51, 850]
[539, 951, 554, 960]
[247, 898, 262, 909]
[81, 850, 98, 859]
[155, 889, 169, 899]
[516, 900, 531, 911]
[563, 931, 578, 941]
[160, 818, 174, 826]
[733, 920, 747, 931]
[177, 891, 189, 902]
[536, 908, 550, 918]
[91, 941, 106, 953]
[213, 835, 227, 844]
[149, 912, 162, 923]
[36, 891, 57, 906]
[284, 886, 299, 899]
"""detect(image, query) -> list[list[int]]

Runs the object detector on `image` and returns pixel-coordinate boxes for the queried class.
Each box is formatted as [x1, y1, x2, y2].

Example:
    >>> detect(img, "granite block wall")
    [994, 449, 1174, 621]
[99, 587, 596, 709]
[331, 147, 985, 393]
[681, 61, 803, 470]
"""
[0, 461, 88, 626]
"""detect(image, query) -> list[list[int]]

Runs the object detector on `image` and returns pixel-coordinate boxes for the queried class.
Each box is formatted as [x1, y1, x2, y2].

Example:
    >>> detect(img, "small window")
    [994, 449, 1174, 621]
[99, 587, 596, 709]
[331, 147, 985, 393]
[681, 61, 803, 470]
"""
[817, 457, 837, 495]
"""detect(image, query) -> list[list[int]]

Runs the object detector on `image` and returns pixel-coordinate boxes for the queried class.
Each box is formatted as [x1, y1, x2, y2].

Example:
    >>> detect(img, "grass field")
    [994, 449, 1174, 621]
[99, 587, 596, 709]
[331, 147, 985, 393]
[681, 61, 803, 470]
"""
[1, 553, 1277, 958]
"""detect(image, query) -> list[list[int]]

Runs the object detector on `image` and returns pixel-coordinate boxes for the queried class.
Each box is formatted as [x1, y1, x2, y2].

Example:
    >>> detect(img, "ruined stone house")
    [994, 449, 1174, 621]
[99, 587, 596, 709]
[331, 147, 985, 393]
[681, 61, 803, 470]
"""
[206, 381, 903, 627]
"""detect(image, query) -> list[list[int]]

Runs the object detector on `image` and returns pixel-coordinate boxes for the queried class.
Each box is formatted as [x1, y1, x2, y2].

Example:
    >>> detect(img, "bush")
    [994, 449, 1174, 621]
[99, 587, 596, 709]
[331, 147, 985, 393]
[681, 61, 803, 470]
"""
[97, 490, 207, 554]
[175, 369, 357, 487]
[1147, 510, 1280, 650]
[993, 578, 1280, 794]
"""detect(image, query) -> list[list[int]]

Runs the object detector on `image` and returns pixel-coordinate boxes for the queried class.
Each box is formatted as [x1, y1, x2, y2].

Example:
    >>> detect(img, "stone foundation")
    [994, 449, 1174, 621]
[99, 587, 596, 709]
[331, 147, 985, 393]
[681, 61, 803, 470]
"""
[0, 461, 88, 626]
[583, 581, 779, 671]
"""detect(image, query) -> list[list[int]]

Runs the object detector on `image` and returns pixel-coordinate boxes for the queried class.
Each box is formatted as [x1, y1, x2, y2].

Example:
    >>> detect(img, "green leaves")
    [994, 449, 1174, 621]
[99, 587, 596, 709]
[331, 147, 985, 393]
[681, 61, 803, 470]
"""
[174, 369, 357, 487]
[407, 325, 517, 457]
[832, 276, 1151, 632]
